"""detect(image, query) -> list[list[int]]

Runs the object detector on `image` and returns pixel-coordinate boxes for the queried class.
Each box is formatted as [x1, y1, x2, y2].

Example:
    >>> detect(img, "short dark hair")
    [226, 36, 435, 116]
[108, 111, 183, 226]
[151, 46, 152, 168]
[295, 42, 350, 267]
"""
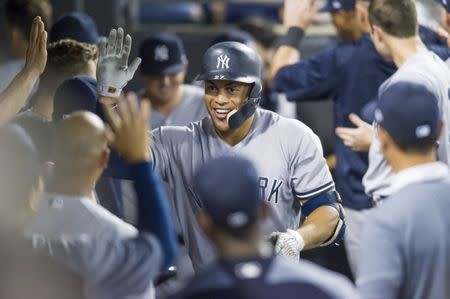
[369, 0, 418, 37]
[4, 0, 53, 39]
[391, 135, 439, 154]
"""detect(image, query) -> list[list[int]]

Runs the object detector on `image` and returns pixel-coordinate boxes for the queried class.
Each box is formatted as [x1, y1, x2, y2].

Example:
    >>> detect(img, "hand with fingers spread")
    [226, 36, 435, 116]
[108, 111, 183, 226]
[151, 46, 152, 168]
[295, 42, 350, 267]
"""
[335, 113, 373, 152]
[97, 28, 142, 98]
[24, 16, 47, 76]
[283, 0, 320, 30]
[102, 93, 151, 163]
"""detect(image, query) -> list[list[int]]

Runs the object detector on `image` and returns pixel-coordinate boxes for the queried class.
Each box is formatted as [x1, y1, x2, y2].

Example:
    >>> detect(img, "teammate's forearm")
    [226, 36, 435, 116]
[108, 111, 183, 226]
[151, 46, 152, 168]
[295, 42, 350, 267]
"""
[0, 68, 39, 126]
[132, 161, 178, 269]
[297, 205, 339, 250]
[268, 45, 300, 88]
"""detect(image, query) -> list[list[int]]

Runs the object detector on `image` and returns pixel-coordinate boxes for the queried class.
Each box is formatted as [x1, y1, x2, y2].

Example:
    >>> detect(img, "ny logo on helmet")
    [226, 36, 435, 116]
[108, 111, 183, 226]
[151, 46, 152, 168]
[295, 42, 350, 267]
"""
[154, 45, 169, 62]
[216, 55, 230, 69]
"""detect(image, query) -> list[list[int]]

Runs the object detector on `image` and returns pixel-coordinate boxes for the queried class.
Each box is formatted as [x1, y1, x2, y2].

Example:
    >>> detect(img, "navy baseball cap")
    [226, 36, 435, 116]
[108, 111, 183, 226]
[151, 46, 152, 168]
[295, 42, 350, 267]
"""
[321, 0, 356, 12]
[53, 76, 98, 121]
[139, 32, 186, 76]
[50, 12, 101, 44]
[375, 81, 441, 143]
[436, 0, 450, 13]
[210, 29, 257, 49]
[193, 156, 261, 231]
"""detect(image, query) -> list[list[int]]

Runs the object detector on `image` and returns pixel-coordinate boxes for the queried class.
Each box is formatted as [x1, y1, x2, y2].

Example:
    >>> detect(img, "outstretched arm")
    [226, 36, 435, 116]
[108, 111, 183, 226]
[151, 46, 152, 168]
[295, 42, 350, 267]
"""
[268, 0, 319, 86]
[103, 92, 177, 269]
[0, 16, 47, 126]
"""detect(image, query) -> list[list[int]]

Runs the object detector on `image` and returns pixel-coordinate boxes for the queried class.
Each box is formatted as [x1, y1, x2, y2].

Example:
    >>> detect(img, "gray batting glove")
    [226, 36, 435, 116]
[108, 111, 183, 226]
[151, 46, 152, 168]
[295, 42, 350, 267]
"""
[270, 229, 305, 261]
[97, 27, 141, 98]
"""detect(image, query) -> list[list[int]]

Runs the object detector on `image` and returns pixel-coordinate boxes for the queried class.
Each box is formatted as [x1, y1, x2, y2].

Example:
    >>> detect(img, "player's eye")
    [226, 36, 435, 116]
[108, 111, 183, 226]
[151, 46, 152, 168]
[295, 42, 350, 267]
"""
[206, 85, 217, 93]
[227, 87, 240, 94]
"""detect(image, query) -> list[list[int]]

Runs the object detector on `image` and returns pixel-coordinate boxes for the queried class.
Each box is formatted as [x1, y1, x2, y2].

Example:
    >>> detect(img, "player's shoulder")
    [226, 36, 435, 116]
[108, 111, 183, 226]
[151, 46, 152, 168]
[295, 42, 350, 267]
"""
[258, 109, 318, 140]
[152, 117, 212, 142]
[270, 257, 359, 298]
[169, 262, 233, 299]
[80, 198, 137, 237]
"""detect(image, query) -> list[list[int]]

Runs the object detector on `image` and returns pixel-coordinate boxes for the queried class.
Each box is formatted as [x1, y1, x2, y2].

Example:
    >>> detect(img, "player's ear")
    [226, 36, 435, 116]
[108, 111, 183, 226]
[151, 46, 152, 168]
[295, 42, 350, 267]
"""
[377, 125, 391, 153]
[371, 25, 384, 43]
[355, 3, 368, 27]
[99, 147, 110, 169]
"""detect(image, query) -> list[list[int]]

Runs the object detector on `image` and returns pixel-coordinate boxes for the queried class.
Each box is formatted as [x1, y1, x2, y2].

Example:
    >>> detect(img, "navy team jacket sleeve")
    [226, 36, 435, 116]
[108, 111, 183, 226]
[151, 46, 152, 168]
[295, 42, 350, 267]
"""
[131, 161, 178, 270]
[273, 43, 354, 102]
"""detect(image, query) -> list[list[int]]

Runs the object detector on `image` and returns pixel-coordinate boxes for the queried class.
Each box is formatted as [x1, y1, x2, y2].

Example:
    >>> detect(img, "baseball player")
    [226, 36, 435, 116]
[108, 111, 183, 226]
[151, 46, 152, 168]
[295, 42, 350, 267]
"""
[357, 81, 450, 299]
[169, 156, 360, 299]
[30, 99, 178, 299]
[97, 28, 345, 271]
[139, 32, 207, 129]
[271, 0, 393, 274]
[363, 0, 450, 201]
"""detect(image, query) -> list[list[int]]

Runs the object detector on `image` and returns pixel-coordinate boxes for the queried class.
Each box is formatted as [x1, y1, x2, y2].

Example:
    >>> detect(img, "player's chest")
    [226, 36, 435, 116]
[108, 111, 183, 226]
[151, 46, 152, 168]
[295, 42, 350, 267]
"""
[193, 142, 292, 204]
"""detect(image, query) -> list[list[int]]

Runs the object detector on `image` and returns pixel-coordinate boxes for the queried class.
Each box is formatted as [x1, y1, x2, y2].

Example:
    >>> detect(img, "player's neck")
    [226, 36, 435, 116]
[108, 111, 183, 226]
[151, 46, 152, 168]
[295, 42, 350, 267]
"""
[31, 90, 54, 120]
[390, 36, 426, 67]
[216, 237, 272, 260]
[217, 115, 255, 146]
[149, 87, 183, 117]
[51, 169, 97, 199]
[389, 151, 436, 173]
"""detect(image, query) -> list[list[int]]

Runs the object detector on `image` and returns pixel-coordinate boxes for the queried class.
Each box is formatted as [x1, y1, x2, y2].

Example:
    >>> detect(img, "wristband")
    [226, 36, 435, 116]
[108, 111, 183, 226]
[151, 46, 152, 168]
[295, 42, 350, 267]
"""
[279, 27, 305, 48]
[98, 84, 122, 98]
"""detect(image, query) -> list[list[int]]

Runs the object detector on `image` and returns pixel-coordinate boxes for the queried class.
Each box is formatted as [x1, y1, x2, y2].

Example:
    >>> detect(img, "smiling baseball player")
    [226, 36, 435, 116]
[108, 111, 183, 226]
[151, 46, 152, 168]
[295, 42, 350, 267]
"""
[98, 28, 345, 271]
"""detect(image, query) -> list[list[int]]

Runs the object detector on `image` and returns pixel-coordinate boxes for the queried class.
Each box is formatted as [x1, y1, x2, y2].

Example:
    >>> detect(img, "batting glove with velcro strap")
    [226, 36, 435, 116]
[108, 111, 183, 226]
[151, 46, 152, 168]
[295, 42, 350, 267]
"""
[270, 229, 305, 261]
[97, 27, 141, 98]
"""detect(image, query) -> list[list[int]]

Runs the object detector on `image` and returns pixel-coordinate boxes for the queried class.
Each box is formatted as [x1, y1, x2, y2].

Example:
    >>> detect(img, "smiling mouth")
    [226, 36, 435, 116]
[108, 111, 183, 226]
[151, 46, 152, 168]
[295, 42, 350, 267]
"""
[213, 108, 233, 120]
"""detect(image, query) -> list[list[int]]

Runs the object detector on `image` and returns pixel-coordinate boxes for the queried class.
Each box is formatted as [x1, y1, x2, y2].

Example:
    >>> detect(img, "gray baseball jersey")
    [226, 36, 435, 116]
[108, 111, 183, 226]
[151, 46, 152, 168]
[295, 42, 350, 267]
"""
[32, 233, 161, 299]
[358, 162, 450, 299]
[363, 50, 450, 198]
[151, 108, 334, 271]
[149, 84, 208, 129]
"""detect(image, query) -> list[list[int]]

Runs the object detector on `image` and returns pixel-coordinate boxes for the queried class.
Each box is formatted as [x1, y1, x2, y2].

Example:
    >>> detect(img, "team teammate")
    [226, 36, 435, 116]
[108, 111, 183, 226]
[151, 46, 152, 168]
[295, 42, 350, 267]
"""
[170, 156, 359, 299]
[357, 81, 450, 299]
[270, 0, 392, 273]
[139, 32, 207, 129]
[99, 28, 345, 271]
[363, 0, 450, 201]
[31, 101, 178, 299]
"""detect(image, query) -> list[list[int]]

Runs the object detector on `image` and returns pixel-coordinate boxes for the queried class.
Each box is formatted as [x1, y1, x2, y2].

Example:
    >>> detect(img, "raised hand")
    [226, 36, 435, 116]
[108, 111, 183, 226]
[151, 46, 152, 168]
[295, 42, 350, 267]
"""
[283, 0, 320, 30]
[97, 28, 141, 98]
[24, 16, 47, 76]
[103, 93, 150, 163]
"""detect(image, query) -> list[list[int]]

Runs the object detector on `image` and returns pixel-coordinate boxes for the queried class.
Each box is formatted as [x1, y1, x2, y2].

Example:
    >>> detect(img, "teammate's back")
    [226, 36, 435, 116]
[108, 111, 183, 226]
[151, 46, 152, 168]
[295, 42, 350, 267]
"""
[171, 257, 358, 299]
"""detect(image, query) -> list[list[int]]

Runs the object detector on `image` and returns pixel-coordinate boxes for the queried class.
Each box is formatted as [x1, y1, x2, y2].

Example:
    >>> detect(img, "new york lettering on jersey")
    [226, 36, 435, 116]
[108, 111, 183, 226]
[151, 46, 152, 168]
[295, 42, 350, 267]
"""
[151, 108, 334, 269]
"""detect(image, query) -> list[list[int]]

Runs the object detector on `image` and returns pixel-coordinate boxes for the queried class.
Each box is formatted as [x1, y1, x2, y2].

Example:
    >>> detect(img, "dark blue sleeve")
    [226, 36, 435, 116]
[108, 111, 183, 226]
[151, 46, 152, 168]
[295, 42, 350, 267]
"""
[427, 44, 450, 61]
[273, 44, 353, 102]
[130, 161, 178, 270]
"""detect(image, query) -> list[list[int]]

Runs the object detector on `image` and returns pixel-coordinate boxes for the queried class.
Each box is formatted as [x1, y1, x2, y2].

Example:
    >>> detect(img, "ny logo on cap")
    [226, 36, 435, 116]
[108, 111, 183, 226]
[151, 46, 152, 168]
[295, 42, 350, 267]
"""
[332, 0, 342, 9]
[217, 54, 230, 69]
[154, 45, 169, 62]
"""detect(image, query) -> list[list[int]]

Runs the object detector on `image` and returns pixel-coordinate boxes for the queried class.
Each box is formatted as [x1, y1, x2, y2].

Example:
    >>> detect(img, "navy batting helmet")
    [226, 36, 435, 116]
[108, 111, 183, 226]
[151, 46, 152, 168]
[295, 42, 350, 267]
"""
[197, 41, 263, 129]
